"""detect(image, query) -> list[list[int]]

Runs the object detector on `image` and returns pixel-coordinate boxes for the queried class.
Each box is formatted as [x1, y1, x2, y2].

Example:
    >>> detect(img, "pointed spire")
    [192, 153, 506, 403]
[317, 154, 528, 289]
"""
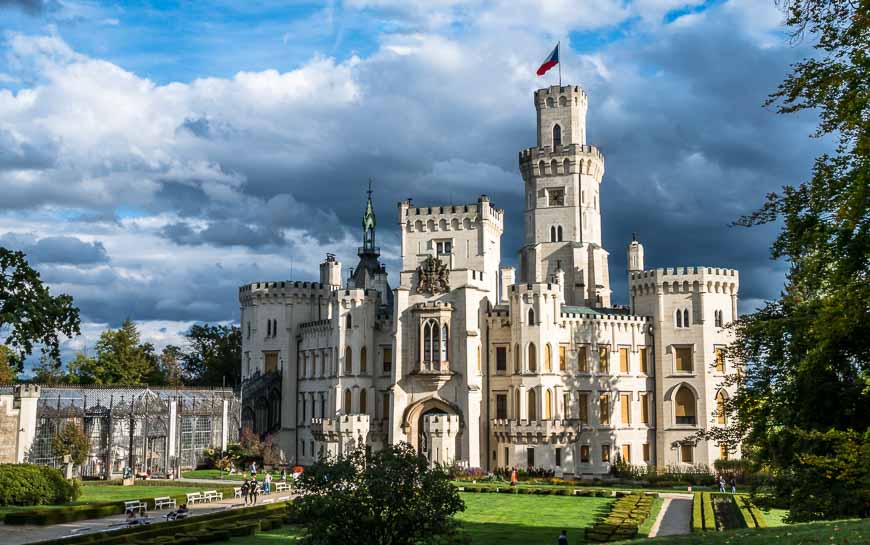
[361, 179, 377, 254]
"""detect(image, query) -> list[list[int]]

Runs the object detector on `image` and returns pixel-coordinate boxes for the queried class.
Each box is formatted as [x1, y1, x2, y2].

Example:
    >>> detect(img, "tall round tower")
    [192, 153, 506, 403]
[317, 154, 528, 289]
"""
[518, 85, 610, 308]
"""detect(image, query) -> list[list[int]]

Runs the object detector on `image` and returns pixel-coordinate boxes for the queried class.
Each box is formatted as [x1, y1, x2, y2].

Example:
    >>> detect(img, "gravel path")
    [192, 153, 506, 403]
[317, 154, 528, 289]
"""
[649, 493, 694, 537]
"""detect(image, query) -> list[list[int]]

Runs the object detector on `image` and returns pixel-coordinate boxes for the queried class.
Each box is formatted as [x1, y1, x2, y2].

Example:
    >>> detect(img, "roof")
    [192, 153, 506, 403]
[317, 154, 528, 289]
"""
[561, 305, 632, 316]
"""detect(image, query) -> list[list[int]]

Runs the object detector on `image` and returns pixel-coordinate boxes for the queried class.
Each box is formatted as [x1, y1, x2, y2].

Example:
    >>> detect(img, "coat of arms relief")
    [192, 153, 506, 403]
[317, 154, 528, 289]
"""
[416, 255, 449, 295]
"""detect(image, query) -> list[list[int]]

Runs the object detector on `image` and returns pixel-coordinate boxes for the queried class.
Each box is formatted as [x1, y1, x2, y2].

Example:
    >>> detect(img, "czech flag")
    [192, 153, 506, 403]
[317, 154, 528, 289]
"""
[536, 43, 559, 76]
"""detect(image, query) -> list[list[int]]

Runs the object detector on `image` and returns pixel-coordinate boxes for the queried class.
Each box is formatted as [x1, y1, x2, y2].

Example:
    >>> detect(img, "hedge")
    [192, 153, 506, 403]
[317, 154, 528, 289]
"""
[25, 501, 298, 545]
[0, 464, 81, 506]
[4, 485, 238, 525]
[456, 484, 614, 497]
[702, 492, 717, 531]
[734, 496, 767, 528]
[691, 493, 704, 532]
[585, 494, 654, 542]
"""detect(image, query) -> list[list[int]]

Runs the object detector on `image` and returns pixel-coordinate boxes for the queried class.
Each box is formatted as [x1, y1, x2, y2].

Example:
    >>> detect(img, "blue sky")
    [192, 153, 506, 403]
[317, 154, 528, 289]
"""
[0, 0, 823, 372]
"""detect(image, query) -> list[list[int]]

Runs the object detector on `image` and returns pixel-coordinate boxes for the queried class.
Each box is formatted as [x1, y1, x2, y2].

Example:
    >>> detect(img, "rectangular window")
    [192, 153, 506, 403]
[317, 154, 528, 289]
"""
[436, 240, 452, 255]
[383, 347, 392, 374]
[264, 351, 278, 374]
[620, 394, 631, 425]
[619, 347, 630, 373]
[621, 445, 631, 464]
[563, 393, 570, 419]
[527, 447, 535, 467]
[580, 445, 590, 463]
[643, 443, 650, 462]
[598, 346, 609, 373]
[720, 445, 729, 460]
[559, 345, 567, 371]
[578, 347, 588, 372]
[715, 347, 725, 373]
[640, 393, 649, 424]
[496, 394, 508, 420]
[675, 347, 693, 372]
[578, 393, 589, 424]
[382, 393, 390, 420]
[602, 444, 611, 463]
[599, 394, 610, 425]
[640, 347, 649, 373]
[496, 346, 507, 372]
[680, 444, 694, 464]
[555, 447, 562, 467]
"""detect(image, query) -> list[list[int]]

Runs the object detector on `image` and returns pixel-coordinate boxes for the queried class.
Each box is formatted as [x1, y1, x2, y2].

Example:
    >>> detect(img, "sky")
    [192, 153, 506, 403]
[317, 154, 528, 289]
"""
[0, 0, 826, 373]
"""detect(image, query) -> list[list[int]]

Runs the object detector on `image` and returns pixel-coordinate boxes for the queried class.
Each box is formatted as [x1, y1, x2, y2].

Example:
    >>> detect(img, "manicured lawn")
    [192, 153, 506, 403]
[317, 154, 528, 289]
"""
[457, 492, 613, 545]
[228, 527, 305, 544]
[638, 496, 665, 537]
[611, 517, 869, 545]
[182, 469, 249, 481]
[762, 507, 790, 527]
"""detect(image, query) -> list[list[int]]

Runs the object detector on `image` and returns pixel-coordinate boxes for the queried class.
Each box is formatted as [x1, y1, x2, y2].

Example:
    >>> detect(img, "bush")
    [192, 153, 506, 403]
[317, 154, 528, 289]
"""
[691, 493, 703, 533]
[0, 464, 80, 506]
[702, 492, 716, 531]
[585, 494, 654, 542]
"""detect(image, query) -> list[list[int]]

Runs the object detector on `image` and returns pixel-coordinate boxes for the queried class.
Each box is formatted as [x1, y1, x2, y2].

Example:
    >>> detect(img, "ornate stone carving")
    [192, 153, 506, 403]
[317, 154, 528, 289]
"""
[417, 255, 449, 295]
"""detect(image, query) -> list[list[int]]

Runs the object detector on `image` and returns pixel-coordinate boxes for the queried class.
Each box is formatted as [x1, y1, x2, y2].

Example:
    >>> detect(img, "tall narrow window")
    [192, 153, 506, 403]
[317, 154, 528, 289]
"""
[346, 313, 352, 329]
[578, 347, 588, 372]
[640, 393, 649, 424]
[715, 347, 725, 373]
[422, 319, 441, 365]
[599, 393, 610, 425]
[528, 343, 537, 372]
[514, 390, 520, 419]
[553, 124, 562, 147]
[559, 345, 567, 371]
[640, 348, 649, 374]
[557, 226, 563, 241]
[360, 347, 367, 374]
[344, 388, 352, 414]
[383, 347, 392, 374]
[267, 320, 271, 337]
[528, 389, 537, 421]
[720, 444, 729, 460]
[716, 391, 727, 425]
[344, 347, 352, 375]
[620, 394, 631, 425]
[528, 308, 535, 325]
[496, 346, 507, 372]
[544, 389, 552, 419]
[643, 443, 650, 462]
[683, 309, 690, 327]
[496, 394, 507, 419]
[514, 344, 520, 373]
[578, 393, 589, 424]
[441, 324, 449, 361]
[382, 393, 390, 420]
[544, 344, 552, 372]
[621, 445, 631, 464]
[601, 444, 611, 463]
[550, 226, 557, 242]
[675, 387, 697, 425]
[598, 346, 609, 373]
[359, 389, 367, 415]
[619, 347, 630, 373]
[580, 445, 590, 463]
[476, 345, 481, 373]
[676, 310, 683, 328]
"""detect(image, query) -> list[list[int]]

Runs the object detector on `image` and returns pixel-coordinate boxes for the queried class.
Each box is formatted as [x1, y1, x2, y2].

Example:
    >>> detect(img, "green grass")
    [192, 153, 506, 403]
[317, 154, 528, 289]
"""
[638, 496, 665, 537]
[181, 469, 250, 481]
[227, 527, 305, 544]
[611, 517, 870, 545]
[456, 492, 612, 544]
[762, 508, 790, 527]
[0, 483, 214, 518]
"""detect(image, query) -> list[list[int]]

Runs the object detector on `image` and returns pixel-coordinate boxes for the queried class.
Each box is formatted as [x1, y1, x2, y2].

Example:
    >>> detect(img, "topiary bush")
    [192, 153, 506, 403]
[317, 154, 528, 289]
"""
[0, 463, 80, 506]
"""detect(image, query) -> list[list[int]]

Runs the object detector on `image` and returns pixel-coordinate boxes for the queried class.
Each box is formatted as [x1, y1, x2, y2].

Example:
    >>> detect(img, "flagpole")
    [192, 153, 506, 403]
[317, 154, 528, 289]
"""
[558, 41, 561, 87]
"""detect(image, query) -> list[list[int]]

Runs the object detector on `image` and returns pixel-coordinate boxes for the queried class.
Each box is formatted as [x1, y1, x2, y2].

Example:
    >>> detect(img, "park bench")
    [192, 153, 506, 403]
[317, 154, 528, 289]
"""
[203, 490, 224, 502]
[185, 492, 204, 504]
[274, 482, 290, 492]
[153, 496, 176, 510]
[233, 487, 242, 498]
[124, 500, 147, 514]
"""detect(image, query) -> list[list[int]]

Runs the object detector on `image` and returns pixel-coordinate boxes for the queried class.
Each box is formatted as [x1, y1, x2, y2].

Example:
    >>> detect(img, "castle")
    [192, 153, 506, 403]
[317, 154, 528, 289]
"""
[239, 85, 739, 475]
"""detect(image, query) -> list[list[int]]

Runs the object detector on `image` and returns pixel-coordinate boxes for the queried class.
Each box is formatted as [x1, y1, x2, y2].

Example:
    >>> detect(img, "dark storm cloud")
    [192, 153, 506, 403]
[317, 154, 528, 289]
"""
[0, 0, 50, 15]
[0, 232, 109, 265]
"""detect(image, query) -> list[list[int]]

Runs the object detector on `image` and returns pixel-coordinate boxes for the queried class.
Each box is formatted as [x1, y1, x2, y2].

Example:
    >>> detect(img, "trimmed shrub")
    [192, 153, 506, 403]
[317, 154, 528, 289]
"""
[691, 493, 704, 533]
[702, 492, 717, 531]
[0, 463, 81, 506]
[585, 494, 654, 542]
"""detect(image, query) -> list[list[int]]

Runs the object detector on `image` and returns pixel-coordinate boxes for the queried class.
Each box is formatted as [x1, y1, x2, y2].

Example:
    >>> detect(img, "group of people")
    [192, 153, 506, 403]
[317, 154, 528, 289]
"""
[718, 475, 738, 493]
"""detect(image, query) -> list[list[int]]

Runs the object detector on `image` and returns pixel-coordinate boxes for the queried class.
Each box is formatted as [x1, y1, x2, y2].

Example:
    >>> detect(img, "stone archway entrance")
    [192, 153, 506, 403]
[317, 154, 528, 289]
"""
[402, 398, 463, 465]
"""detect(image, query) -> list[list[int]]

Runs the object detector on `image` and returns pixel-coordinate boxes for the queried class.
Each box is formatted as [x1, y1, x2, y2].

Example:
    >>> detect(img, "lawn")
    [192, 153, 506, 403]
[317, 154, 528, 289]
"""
[457, 492, 613, 545]
[182, 469, 249, 481]
[228, 527, 305, 544]
[638, 496, 665, 537]
[610, 517, 870, 545]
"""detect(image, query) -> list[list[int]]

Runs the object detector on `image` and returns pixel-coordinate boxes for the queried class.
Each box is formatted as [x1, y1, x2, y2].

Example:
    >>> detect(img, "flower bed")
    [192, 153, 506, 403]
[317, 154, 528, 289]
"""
[456, 484, 614, 497]
[584, 494, 654, 542]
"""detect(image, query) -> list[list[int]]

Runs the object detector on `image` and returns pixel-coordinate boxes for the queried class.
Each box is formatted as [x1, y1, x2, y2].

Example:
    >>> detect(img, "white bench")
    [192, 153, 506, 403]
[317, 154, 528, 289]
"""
[203, 490, 224, 502]
[274, 482, 290, 492]
[124, 500, 147, 513]
[233, 487, 242, 498]
[186, 492, 204, 504]
[153, 497, 176, 510]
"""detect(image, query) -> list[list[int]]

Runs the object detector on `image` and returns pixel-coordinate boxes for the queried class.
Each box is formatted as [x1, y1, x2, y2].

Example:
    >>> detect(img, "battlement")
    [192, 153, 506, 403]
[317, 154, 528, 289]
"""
[13, 384, 41, 397]
[398, 195, 504, 229]
[491, 418, 582, 443]
[509, 282, 562, 298]
[559, 309, 649, 324]
[338, 288, 380, 307]
[534, 85, 588, 108]
[629, 266, 739, 295]
[519, 144, 605, 182]
[299, 319, 331, 332]
[414, 301, 454, 311]
[239, 280, 334, 304]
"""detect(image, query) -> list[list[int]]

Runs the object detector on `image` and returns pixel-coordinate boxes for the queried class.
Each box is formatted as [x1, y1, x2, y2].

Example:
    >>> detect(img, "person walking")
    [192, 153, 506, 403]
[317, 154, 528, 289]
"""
[250, 461, 257, 478]
[241, 479, 251, 506]
[510, 468, 518, 487]
[250, 478, 260, 505]
[730, 477, 737, 494]
[719, 475, 726, 493]
[557, 529, 568, 545]
[264, 472, 272, 494]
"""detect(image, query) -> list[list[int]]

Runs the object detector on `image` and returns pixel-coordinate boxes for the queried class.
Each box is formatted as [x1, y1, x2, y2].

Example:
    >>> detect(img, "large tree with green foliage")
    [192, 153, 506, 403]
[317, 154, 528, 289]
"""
[51, 423, 91, 467]
[708, 0, 869, 521]
[181, 324, 241, 386]
[295, 442, 465, 545]
[0, 346, 16, 383]
[0, 248, 81, 373]
[69, 320, 163, 385]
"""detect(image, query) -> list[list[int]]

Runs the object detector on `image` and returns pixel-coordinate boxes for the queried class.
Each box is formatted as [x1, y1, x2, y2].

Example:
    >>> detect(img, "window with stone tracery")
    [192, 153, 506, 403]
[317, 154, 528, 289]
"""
[421, 318, 449, 368]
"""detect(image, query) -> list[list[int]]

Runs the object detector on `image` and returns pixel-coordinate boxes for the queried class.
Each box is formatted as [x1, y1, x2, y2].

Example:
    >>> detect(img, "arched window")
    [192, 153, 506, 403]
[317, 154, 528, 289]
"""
[676, 310, 683, 328]
[360, 347, 367, 374]
[557, 226, 563, 241]
[550, 159, 558, 174]
[546, 97, 555, 108]
[514, 389, 520, 419]
[441, 324, 449, 361]
[266, 320, 271, 337]
[359, 389, 368, 415]
[538, 160, 546, 174]
[563, 158, 570, 173]
[544, 344, 552, 372]
[514, 344, 520, 373]
[344, 388, 352, 414]
[550, 226, 556, 242]
[528, 389, 537, 421]
[345, 313, 352, 329]
[683, 309, 690, 327]
[345, 346, 352, 375]
[528, 342, 537, 372]
[528, 308, 535, 325]
[716, 391, 727, 425]
[544, 389, 552, 419]
[559, 95, 567, 106]
[422, 319, 441, 365]
[553, 124, 562, 147]
[675, 387, 697, 425]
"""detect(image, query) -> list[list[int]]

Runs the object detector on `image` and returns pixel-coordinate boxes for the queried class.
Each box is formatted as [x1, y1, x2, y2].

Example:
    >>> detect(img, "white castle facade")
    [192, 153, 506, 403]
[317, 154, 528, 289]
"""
[239, 85, 740, 475]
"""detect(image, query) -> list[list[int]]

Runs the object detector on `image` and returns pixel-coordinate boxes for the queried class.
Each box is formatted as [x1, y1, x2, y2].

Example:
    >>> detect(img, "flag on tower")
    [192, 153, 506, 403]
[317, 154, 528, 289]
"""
[536, 43, 560, 76]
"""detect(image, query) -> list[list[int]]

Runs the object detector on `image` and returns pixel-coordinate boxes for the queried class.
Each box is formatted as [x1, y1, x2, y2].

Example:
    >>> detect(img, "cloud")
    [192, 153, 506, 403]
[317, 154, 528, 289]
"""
[0, 232, 109, 265]
[0, 0, 50, 16]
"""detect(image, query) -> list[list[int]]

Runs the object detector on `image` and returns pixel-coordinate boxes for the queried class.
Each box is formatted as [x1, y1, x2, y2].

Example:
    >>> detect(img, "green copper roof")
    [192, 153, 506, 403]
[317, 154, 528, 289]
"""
[363, 194, 376, 230]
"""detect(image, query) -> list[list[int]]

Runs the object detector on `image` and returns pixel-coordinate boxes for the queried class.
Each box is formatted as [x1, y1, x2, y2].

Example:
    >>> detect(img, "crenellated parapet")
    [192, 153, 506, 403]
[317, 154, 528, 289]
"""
[519, 143, 605, 183]
[399, 195, 504, 232]
[239, 280, 334, 305]
[629, 266, 739, 297]
[311, 414, 370, 446]
[491, 419, 582, 444]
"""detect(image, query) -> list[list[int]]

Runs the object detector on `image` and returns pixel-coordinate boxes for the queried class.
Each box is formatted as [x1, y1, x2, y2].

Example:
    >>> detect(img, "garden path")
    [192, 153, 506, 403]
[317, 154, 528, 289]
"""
[1, 494, 293, 545]
[648, 493, 693, 537]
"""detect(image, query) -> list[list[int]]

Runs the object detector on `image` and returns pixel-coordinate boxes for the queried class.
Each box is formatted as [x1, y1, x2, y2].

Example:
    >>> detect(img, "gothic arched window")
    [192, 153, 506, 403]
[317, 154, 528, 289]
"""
[359, 388, 368, 415]
[514, 344, 520, 373]
[344, 388, 352, 414]
[360, 346, 367, 374]
[676, 310, 683, 328]
[528, 308, 535, 325]
[441, 324, 449, 361]
[557, 226, 563, 241]
[553, 124, 562, 147]
[550, 226, 557, 242]
[683, 309, 690, 328]
[345, 313, 352, 329]
[345, 347, 353, 375]
[675, 387, 697, 425]
[528, 389, 537, 421]
[528, 342, 537, 372]
[422, 319, 441, 365]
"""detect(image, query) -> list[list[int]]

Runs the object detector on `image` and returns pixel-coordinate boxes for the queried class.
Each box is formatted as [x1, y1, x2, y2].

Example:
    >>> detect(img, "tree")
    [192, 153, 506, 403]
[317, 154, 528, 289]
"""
[294, 442, 465, 545]
[0, 345, 16, 383]
[0, 248, 81, 372]
[33, 353, 68, 385]
[52, 423, 91, 467]
[181, 324, 241, 386]
[704, 0, 870, 521]
[74, 320, 162, 384]
[160, 345, 184, 387]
